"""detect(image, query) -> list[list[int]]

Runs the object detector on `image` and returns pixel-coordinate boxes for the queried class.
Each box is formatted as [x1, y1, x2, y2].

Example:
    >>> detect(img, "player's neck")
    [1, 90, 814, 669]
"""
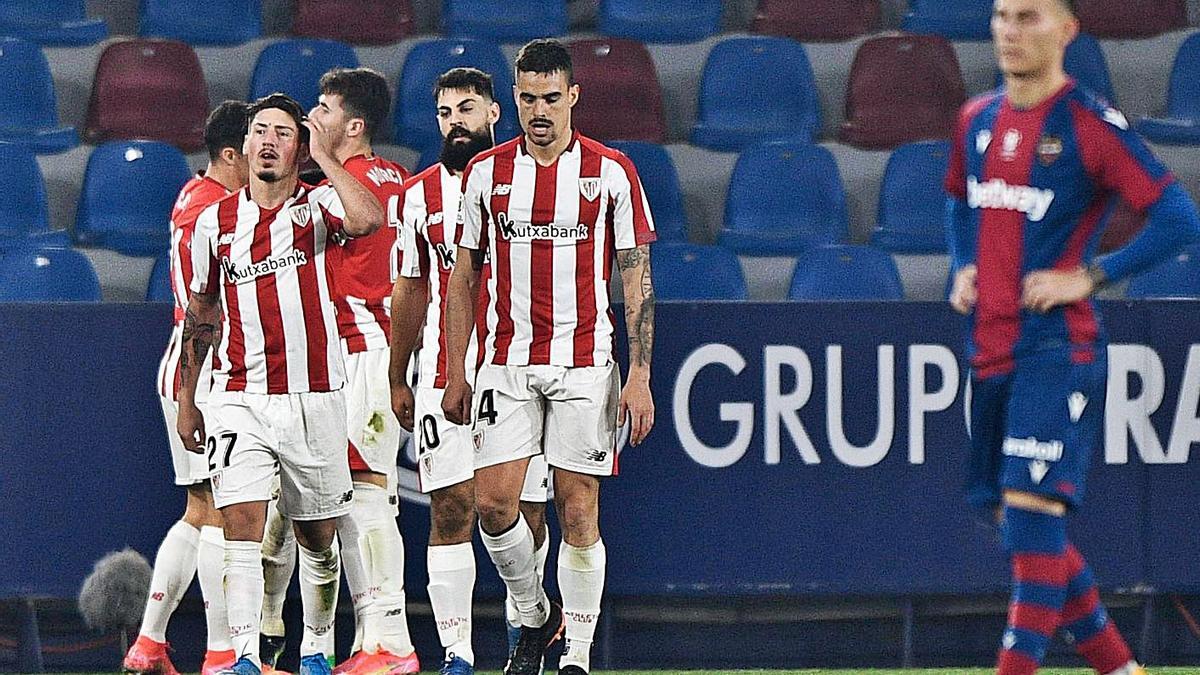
[250, 174, 299, 209]
[1005, 69, 1070, 110]
[204, 162, 242, 193]
[524, 129, 573, 167]
[334, 138, 372, 165]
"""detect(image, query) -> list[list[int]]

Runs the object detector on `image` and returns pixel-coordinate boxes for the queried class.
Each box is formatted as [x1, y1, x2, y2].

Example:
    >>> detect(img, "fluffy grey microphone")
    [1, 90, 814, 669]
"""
[78, 548, 152, 634]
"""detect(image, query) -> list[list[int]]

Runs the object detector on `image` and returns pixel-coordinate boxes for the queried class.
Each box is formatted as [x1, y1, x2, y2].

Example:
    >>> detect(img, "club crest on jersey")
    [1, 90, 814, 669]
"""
[1001, 129, 1021, 161]
[289, 204, 311, 227]
[1037, 135, 1063, 166]
[976, 130, 992, 154]
[579, 177, 601, 202]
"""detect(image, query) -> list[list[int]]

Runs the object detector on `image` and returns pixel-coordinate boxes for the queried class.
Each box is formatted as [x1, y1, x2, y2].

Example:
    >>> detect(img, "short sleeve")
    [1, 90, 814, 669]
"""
[457, 160, 487, 250]
[189, 203, 220, 294]
[397, 189, 429, 281]
[310, 184, 347, 234]
[608, 153, 657, 250]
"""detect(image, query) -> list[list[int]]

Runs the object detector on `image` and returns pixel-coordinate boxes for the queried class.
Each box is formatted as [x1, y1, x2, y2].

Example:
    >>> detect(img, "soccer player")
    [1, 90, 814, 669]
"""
[441, 40, 657, 675]
[389, 67, 551, 675]
[309, 66, 419, 675]
[124, 100, 249, 675]
[945, 1, 1200, 673]
[176, 93, 384, 675]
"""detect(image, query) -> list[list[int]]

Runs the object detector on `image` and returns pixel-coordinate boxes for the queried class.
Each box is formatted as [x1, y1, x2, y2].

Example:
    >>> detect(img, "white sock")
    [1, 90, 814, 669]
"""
[353, 483, 414, 656]
[336, 510, 370, 654]
[427, 543, 476, 664]
[506, 525, 549, 629]
[558, 539, 606, 673]
[224, 539, 265, 667]
[481, 514, 548, 627]
[197, 526, 232, 651]
[298, 538, 340, 659]
[261, 502, 295, 638]
[139, 520, 200, 642]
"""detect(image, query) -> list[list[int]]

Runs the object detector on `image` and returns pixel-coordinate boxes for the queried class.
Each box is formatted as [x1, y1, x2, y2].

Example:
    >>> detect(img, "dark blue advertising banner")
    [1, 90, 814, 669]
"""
[2, 302, 1197, 598]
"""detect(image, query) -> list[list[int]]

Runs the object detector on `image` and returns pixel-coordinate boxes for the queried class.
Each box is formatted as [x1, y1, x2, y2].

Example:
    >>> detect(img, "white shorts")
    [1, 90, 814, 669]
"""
[344, 348, 404, 512]
[416, 386, 549, 500]
[160, 396, 212, 486]
[472, 363, 621, 477]
[207, 390, 354, 521]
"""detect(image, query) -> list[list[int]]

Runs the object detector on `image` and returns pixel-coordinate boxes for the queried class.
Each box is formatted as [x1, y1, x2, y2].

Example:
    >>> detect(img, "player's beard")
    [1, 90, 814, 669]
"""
[440, 126, 493, 173]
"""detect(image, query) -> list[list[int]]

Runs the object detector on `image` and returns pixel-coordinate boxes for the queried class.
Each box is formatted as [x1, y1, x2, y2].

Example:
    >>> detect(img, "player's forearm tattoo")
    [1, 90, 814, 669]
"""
[617, 245, 643, 271]
[619, 245, 655, 369]
[181, 305, 219, 376]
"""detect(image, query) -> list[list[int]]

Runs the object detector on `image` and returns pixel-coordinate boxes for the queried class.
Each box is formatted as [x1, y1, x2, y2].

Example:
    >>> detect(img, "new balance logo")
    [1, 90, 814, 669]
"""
[492, 183, 512, 196]
[385, 608, 404, 617]
[336, 490, 354, 504]
[966, 176, 1055, 222]
[585, 450, 608, 462]
[218, 233, 236, 245]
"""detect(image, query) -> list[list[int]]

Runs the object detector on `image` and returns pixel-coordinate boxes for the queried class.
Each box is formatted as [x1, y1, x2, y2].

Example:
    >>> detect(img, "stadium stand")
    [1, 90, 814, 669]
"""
[0, 245, 102, 301]
[839, 33, 966, 150]
[788, 244, 905, 300]
[74, 141, 192, 257]
[597, 0, 722, 44]
[442, 0, 568, 42]
[901, 0, 993, 40]
[139, 0, 263, 45]
[1127, 243, 1200, 298]
[393, 38, 518, 149]
[721, 142, 847, 256]
[566, 38, 666, 143]
[0, 38, 79, 153]
[291, 0, 414, 45]
[652, 242, 748, 301]
[249, 38, 360, 112]
[84, 38, 208, 151]
[690, 36, 822, 151]
[1078, 0, 1187, 38]
[0, 0, 107, 46]
[750, 0, 881, 42]
[1137, 32, 1200, 145]
[871, 140, 950, 254]
[608, 141, 689, 242]
[0, 144, 53, 251]
[145, 252, 173, 302]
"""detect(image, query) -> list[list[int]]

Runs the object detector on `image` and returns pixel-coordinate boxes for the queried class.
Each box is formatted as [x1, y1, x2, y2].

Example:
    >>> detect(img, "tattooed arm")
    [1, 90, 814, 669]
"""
[617, 244, 655, 446]
[177, 291, 221, 453]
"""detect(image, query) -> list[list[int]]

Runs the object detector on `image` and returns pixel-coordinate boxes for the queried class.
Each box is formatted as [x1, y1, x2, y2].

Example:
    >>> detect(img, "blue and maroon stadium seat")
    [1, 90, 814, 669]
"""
[871, 140, 951, 254]
[721, 142, 847, 256]
[443, 0, 567, 42]
[788, 244, 905, 301]
[839, 34, 965, 150]
[0, 246, 101, 302]
[652, 243, 748, 301]
[291, 0, 414, 45]
[1137, 33, 1200, 146]
[0, 38, 77, 153]
[691, 37, 821, 152]
[139, 0, 262, 45]
[249, 38, 360, 113]
[607, 141, 688, 242]
[393, 38, 518, 149]
[84, 39, 208, 152]
[597, 0, 721, 43]
[751, 0, 880, 42]
[0, 0, 106, 46]
[566, 38, 666, 144]
[1077, 0, 1186, 38]
[901, 0, 992, 40]
[74, 141, 191, 257]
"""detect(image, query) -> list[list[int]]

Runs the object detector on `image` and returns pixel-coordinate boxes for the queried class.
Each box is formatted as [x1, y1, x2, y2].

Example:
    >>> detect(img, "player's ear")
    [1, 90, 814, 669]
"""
[568, 83, 580, 109]
[347, 117, 365, 139]
[221, 146, 239, 166]
[298, 141, 311, 166]
[488, 100, 501, 126]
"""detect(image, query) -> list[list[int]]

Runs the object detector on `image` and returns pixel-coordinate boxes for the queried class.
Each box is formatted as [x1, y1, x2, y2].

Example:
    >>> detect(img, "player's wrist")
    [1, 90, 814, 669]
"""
[626, 366, 651, 384]
[1085, 263, 1108, 293]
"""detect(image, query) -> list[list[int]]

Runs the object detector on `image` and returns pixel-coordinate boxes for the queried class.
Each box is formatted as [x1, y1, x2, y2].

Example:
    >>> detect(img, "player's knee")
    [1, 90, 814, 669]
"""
[474, 492, 519, 534]
[431, 502, 473, 541]
[294, 518, 337, 551]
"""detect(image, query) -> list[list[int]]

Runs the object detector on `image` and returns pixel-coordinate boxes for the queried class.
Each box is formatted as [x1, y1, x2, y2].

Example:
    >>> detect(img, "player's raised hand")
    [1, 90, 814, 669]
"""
[617, 380, 654, 447]
[1022, 267, 1093, 313]
[177, 402, 206, 454]
[302, 116, 336, 167]
[949, 264, 978, 315]
[442, 378, 473, 426]
[391, 381, 416, 432]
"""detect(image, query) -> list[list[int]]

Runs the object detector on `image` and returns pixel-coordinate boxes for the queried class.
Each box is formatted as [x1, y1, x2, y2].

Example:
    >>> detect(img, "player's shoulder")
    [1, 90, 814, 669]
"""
[959, 90, 1003, 125]
[195, 187, 242, 229]
[575, 133, 639, 177]
[1063, 85, 1131, 132]
[345, 153, 409, 188]
[464, 136, 521, 174]
[404, 162, 443, 190]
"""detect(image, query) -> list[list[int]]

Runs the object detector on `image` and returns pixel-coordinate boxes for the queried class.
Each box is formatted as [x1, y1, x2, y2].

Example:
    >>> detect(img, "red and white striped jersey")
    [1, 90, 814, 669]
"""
[397, 162, 480, 388]
[158, 174, 230, 401]
[190, 183, 348, 394]
[458, 131, 656, 367]
[328, 154, 409, 354]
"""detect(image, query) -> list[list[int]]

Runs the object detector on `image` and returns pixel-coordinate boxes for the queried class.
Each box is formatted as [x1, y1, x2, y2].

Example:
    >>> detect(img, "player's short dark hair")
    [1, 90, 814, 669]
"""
[434, 67, 495, 103]
[515, 38, 573, 84]
[318, 67, 390, 141]
[1058, 0, 1077, 15]
[204, 100, 249, 161]
[247, 92, 309, 145]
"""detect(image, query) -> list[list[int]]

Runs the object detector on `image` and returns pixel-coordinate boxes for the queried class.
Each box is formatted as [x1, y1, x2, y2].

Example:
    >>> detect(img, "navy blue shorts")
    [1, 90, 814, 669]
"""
[966, 349, 1106, 510]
